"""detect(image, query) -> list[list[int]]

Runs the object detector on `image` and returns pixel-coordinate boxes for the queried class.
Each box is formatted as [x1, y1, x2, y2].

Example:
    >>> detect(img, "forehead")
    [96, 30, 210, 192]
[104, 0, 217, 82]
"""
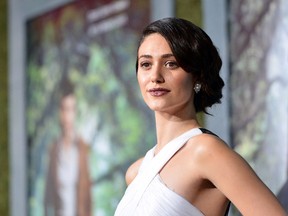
[61, 94, 76, 105]
[138, 33, 172, 56]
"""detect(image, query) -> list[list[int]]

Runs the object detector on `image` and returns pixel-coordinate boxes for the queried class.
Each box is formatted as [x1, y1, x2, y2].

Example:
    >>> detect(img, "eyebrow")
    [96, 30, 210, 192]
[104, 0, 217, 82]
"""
[138, 53, 174, 60]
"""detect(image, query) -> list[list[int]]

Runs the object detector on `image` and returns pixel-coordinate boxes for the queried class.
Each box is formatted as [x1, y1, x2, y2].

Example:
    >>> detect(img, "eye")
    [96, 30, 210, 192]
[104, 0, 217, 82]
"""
[165, 61, 179, 69]
[139, 61, 152, 70]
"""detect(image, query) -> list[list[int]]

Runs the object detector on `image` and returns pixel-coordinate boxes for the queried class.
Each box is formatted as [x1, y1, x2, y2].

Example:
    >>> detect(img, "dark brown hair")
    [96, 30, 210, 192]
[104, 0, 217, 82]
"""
[136, 17, 224, 113]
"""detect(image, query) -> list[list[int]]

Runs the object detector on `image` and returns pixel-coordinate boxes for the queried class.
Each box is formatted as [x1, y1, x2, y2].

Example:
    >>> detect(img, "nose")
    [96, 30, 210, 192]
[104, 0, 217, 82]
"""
[150, 65, 164, 83]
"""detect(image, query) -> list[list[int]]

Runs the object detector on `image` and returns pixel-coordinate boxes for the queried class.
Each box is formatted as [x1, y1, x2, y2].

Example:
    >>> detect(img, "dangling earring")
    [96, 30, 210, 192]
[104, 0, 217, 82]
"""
[194, 83, 201, 93]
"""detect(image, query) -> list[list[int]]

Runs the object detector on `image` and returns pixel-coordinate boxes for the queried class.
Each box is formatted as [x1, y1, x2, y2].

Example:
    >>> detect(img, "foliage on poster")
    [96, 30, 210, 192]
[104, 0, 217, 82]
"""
[230, 0, 288, 214]
[26, 1, 152, 215]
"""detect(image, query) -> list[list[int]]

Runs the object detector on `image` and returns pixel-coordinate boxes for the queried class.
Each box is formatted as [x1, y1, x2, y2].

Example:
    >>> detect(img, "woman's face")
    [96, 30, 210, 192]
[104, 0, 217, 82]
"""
[59, 94, 76, 134]
[137, 33, 195, 116]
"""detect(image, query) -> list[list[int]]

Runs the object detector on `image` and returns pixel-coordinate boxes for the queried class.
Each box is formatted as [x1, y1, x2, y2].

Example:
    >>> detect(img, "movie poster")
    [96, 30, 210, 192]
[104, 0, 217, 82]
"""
[26, 1, 152, 215]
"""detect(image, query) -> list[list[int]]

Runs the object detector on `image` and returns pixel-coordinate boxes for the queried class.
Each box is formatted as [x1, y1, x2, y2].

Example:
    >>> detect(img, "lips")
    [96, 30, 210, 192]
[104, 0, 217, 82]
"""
[148, 88, 170, 96]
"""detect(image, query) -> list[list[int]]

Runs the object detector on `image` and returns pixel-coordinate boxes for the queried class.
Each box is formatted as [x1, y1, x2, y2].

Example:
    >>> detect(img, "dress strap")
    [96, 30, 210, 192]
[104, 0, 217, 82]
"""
[114, 128, 202, 216]
[199, 128, 219, 137]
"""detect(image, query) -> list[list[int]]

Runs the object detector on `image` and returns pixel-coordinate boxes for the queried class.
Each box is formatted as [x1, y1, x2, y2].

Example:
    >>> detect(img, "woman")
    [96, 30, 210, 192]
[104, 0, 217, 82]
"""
[115, 18, 286, 216]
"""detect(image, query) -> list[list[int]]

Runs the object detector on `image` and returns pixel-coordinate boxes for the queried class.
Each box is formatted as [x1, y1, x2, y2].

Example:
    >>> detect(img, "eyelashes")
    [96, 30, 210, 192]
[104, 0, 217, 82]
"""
[139, 61, 151, 69]
[164, 61, 179, 69]
[139, 60, 179, 70]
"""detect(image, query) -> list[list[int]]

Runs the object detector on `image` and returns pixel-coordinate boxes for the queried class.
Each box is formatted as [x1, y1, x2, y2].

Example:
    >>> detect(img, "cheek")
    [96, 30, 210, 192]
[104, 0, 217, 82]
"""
[174, 76, 194, 97]
[183, 79, 193, 92]
[137, 74, 147, 91]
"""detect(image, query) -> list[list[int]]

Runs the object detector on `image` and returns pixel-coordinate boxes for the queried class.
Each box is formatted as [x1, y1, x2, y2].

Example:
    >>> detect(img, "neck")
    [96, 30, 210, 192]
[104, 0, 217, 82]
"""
[154, 111, 200, 153]
[61, 131, 76, 148]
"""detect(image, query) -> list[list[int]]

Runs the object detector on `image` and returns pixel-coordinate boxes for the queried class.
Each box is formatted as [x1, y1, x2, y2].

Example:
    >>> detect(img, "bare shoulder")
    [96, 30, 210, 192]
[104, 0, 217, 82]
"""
[187, 133, 287, 215]
[185, 132, 237, 177]
[187, 132, 231, 160]
[125, 157, 144, 185]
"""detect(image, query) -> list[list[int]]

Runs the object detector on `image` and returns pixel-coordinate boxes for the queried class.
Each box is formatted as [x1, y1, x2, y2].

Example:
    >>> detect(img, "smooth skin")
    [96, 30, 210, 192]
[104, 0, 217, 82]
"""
[126, 33, 287, 216]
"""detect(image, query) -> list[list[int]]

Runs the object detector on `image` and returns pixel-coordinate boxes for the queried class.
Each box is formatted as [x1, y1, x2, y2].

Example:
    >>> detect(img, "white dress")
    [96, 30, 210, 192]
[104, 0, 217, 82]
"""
[114, 128, 205, 216]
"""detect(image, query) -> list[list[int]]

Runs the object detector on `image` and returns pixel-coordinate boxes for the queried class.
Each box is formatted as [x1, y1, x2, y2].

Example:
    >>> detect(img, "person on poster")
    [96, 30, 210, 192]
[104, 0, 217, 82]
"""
[44, 77, 92, 216]
[114, 18, 287, 216]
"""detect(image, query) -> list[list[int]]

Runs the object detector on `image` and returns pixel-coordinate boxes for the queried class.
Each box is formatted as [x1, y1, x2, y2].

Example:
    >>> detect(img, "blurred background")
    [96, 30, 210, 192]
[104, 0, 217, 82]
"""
[1, 0, 287, 215]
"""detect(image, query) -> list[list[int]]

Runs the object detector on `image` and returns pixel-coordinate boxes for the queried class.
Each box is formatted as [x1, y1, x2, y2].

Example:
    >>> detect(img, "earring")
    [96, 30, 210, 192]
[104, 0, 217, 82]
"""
[194, 83, 201, 93]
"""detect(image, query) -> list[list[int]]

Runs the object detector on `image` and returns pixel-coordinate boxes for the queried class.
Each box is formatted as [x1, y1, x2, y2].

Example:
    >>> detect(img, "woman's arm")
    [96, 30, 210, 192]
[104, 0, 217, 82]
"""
[196, 135, 287, 216]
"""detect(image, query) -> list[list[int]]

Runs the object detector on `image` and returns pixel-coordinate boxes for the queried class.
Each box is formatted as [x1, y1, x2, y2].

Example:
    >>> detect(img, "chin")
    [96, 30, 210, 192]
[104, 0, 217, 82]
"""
[148, 104, 167, 112]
